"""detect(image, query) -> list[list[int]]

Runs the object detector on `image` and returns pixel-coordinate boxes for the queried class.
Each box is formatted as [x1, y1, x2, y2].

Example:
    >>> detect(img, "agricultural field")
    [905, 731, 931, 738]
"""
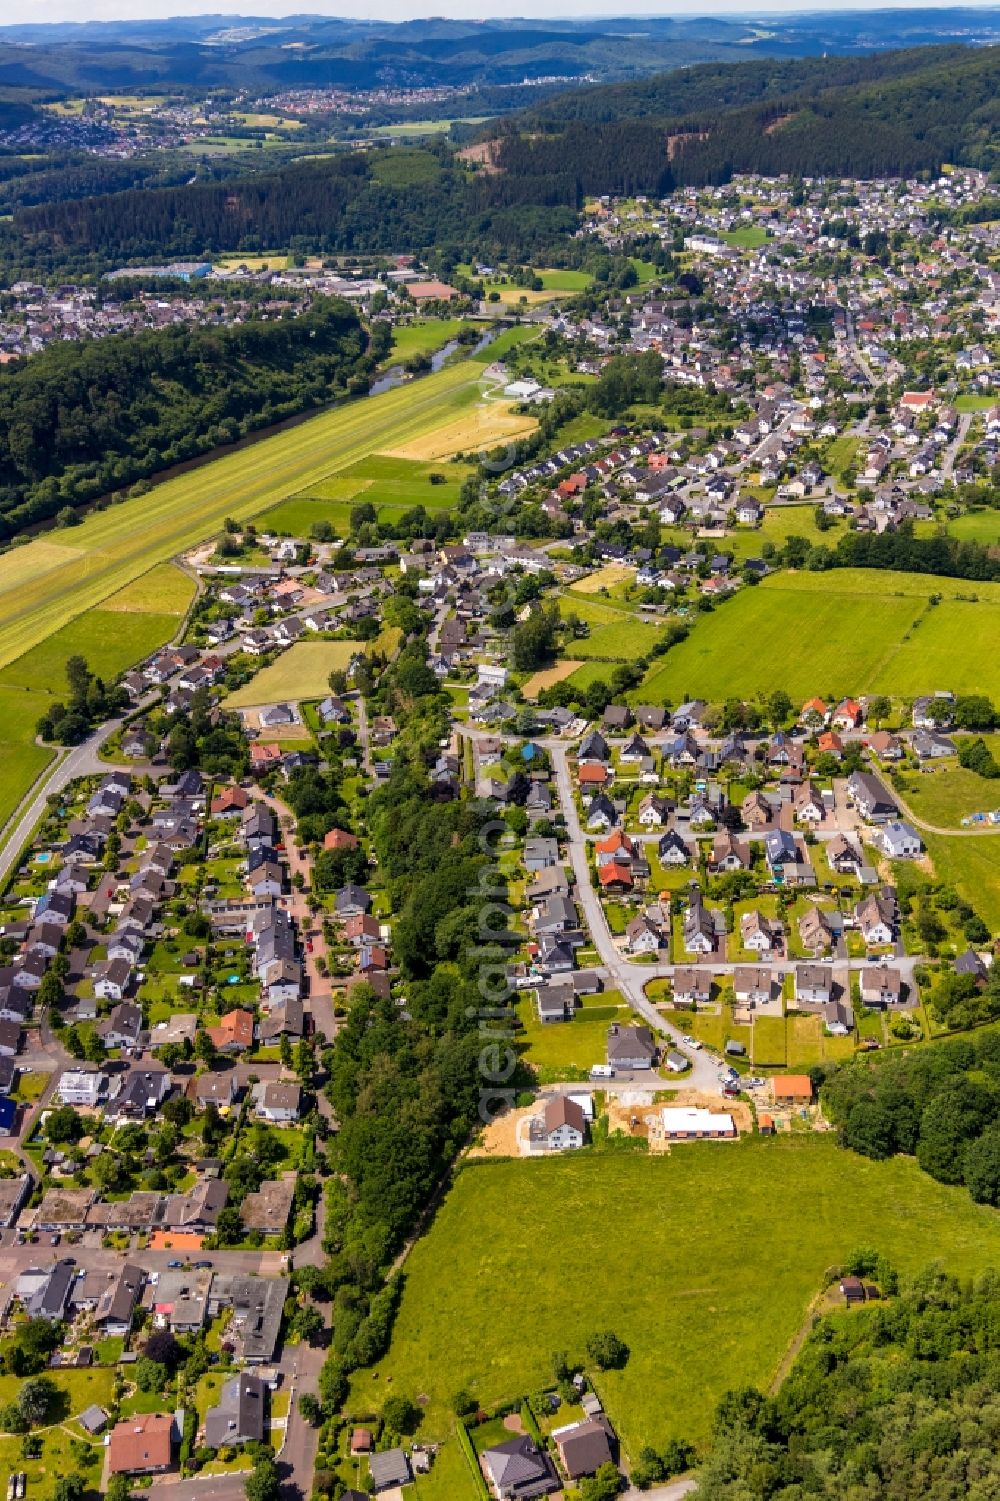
[569, 564, 634, 595]
[261, 454, 470, 535]
[0, 573, 188, 832]
[350, 1140, 1000, 1456]
[226, 642, 363, 707]
[522, 661, 584, 698]
[636, 571, 1000, 703]
[101, 562, 196, 616]
[385, 397, 538, 461]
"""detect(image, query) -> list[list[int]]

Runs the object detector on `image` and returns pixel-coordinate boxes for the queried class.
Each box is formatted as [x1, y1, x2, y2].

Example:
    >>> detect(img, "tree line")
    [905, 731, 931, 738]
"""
[694, 1264, 1000, 1499]
[819, 1028, 1000, 1207]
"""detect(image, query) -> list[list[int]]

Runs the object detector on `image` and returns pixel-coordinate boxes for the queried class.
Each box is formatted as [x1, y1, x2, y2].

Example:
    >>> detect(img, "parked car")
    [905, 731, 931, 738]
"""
[167, 1259, 183, 1269]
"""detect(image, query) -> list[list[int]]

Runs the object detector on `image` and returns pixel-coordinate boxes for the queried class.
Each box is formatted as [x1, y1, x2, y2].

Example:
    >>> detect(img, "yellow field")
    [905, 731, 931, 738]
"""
[569, 564, 633, 594]
[214, 252, 289, 271]
[226, 642, 360, 706]
[492, 287, 556, 306]
[385, 400, 537, 461]
[0, 360, 481, 675]
[102, 563, 195, 615]
[522, 660, 584, 698]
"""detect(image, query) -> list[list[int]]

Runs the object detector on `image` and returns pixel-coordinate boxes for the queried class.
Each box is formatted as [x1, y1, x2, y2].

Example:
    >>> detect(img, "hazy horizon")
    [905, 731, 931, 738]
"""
[8, 0, 1000, 26]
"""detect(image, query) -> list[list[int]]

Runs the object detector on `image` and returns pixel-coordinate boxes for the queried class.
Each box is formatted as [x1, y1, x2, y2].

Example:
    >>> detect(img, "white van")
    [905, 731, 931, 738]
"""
[590, 1064, 614, 1079]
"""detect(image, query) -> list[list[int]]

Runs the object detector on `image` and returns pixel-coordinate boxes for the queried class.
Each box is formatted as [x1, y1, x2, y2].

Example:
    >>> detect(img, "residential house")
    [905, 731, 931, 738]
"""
[795, 964, 833, 1005]
[733, 966, 774, 1006]
[537, 1095, 587, 1151]
[108, 1414, 176, 1475]
[847, 771, 897, 823]
[481, 1435, 559, 1499]
[606, 1023, 656, 1070]
[205, 1372, 266, 1449]
[741, 909, 779, 954]
[877, 821, 922, 859]
[798, 906, 835, 955]
[552, 1418, 616, 1481]
[672, 967, 712, 1005]
[860, 966, 904, 1008]
[855, 893, 896, 948]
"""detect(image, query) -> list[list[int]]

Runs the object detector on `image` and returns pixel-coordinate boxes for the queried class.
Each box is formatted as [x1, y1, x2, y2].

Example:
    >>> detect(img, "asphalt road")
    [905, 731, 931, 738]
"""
[547, 741, 721, 1092]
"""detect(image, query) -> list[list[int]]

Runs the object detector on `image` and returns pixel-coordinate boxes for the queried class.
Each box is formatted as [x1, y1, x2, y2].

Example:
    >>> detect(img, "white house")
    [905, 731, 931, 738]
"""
[877, 821, 922, 859]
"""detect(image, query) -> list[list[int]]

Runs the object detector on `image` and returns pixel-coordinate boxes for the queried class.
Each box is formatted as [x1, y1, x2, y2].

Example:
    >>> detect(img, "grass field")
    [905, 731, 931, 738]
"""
[0, 598, 183, 834]
[261, 454, 470, 535]
[516, 991, 630, 1081]
[571, 619, 665, 661]
[389, 319, 465, 363]
[721, 226, 771, 248]
[102, 562, 195, 615]
[922, 831, 1000, 929]
[351, 1140, 1000, 1455]
[946, 510, 1000, 544]
[898, 748, 1000, 829]
[226, 642, 363, 706]
[636, 571, 1000, 702]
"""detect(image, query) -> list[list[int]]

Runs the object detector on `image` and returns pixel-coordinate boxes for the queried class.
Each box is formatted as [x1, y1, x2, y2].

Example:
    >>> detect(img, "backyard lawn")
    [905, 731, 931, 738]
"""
[351, 1140, 1000, 1457]
[516, 990, 630, 1081]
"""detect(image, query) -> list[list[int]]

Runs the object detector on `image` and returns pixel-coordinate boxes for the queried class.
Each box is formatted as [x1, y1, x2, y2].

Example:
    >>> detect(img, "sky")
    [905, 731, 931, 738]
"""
[7, 0, 1000, 21]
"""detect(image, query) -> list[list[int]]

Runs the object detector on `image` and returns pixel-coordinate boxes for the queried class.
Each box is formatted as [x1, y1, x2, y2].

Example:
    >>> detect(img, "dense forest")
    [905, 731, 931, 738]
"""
[0, 295, 381, 538]
[1, 148, 577, 278]
[498, 43, 1000, 188]
[695, 1266, 1000, 1500]
[820, 1028, 1000, 1207]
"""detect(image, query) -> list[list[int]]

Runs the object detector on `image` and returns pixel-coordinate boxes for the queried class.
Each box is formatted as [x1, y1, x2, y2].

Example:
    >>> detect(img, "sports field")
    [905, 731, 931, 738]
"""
[351, 1139, 1000, 1456]
[637, 571, 1000, 702]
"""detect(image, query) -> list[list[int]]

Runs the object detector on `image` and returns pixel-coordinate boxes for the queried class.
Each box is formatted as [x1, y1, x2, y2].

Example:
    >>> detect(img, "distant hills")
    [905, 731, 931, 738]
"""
[3, 10, 1000, 97]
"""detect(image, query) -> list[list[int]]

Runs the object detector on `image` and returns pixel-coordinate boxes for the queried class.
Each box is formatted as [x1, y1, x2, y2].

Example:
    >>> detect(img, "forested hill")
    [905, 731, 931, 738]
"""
[694, 1266, 1000, 1500]
[4, 149, 577, 279]
[495, 44, 1000, 188]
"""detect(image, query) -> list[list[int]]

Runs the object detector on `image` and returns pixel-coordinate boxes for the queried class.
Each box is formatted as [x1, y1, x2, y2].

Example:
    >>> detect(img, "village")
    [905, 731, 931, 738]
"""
[0, 154, 999, 1500]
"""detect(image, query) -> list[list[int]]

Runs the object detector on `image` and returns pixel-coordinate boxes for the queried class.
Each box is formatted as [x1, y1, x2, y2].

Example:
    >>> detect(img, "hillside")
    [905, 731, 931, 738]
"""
[500, 43, 1000, 188]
